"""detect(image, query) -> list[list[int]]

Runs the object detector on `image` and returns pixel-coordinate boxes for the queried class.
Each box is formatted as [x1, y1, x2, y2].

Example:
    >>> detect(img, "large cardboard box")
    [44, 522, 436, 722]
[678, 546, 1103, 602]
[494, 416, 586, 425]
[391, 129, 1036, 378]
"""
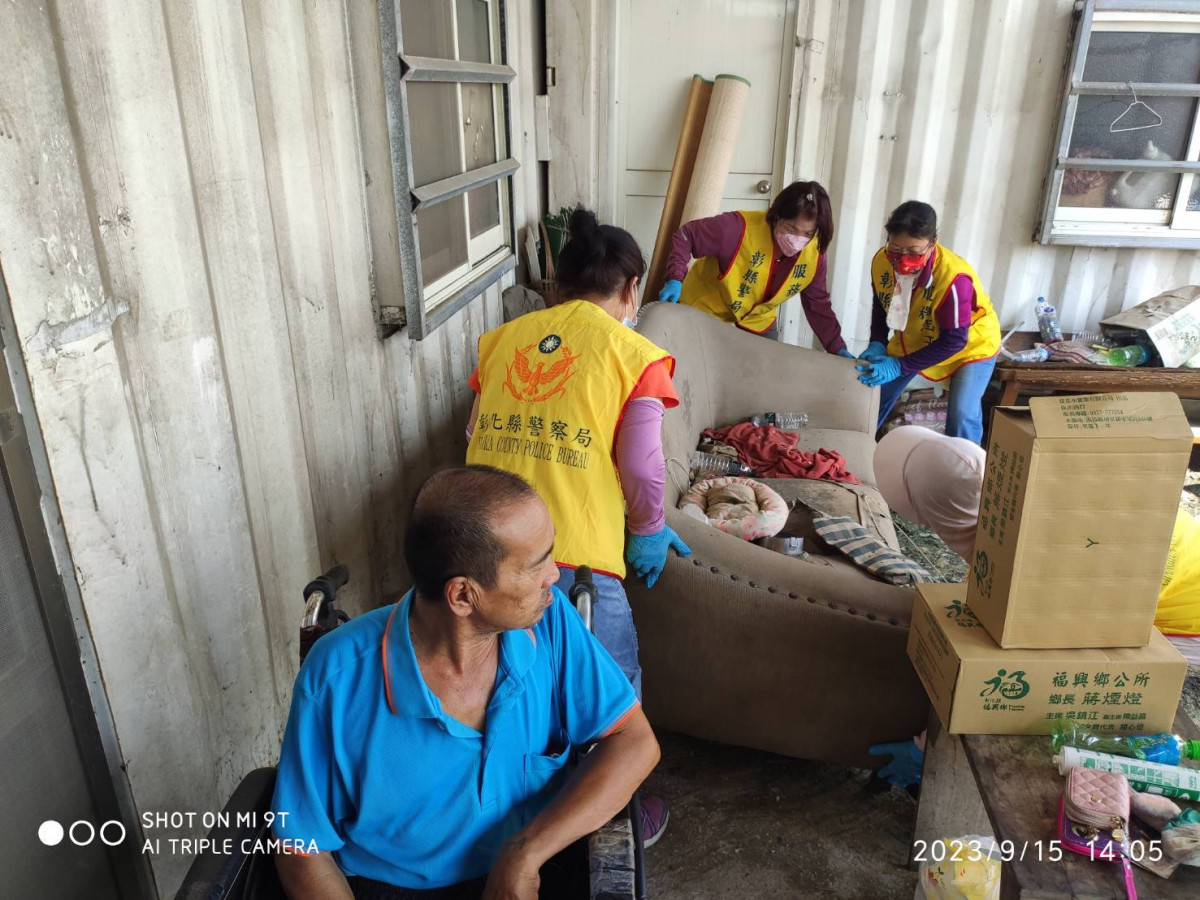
[907, 584, 1187, 736]
[1101, 286, 1200, 367]
[966, 393, 1191, 649]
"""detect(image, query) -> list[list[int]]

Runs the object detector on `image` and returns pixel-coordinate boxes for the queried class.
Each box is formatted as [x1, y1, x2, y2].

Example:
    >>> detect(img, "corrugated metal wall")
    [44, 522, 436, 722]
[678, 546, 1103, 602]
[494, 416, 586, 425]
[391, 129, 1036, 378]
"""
[782, 0, 1200, 349]
[0, 1, 537, 894]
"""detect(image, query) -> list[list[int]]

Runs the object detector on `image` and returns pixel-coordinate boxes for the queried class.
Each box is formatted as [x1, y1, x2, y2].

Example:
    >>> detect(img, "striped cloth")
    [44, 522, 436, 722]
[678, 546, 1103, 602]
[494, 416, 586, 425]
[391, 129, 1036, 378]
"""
[814, 516, 934, 585]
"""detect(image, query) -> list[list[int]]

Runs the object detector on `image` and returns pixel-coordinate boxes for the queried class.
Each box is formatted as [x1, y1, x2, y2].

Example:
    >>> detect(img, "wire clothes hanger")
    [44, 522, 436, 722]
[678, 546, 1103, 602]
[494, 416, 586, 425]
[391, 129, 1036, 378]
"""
[1110, 82, 1163, 133]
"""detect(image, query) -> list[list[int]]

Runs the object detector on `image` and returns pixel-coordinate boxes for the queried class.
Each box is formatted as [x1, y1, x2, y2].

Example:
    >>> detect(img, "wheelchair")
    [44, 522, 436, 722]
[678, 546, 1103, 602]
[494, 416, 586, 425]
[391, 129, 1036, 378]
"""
[175, 567, 647, 900]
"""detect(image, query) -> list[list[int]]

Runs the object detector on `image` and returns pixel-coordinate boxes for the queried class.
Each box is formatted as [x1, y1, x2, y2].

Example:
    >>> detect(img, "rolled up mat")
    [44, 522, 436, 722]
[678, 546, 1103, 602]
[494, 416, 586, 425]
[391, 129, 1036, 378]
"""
[679, 73, 751, 227]
[645, 75, 713, 302]
[1054, 747, 1200, 801]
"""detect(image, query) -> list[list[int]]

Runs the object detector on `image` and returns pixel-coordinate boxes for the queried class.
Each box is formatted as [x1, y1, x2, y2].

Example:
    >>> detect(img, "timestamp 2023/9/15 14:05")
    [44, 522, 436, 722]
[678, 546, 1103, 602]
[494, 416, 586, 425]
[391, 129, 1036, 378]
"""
[911, 838, 1165, 864]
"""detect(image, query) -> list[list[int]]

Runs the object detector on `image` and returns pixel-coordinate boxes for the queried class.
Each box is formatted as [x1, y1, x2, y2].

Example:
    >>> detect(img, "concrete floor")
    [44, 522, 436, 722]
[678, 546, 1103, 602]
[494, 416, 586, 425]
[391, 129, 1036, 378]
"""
[643, 733, 919, 900]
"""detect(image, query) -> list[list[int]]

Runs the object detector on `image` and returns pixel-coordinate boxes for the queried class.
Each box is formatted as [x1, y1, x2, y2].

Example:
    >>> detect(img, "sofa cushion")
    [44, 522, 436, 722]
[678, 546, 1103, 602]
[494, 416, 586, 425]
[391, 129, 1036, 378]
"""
[754, 478, 900, 550]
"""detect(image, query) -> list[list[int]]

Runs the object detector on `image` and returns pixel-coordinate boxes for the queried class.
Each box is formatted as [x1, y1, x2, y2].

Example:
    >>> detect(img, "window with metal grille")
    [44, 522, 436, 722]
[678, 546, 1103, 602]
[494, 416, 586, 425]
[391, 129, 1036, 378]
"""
[379, 0, 518, 338]
[1037, 0, 1200, 248]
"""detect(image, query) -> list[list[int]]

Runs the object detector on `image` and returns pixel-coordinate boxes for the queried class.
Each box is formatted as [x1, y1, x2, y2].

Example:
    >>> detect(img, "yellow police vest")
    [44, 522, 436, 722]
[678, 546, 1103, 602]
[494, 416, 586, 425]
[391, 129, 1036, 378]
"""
[466, 300, 673, 577]
[680, 210, 821, 333]
[870, 245, 1001, 381]
[1157, 509, 1200, 637]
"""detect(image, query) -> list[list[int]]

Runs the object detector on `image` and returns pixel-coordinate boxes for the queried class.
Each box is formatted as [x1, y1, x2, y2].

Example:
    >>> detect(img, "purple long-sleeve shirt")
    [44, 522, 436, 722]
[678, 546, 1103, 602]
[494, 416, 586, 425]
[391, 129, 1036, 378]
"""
[870, 257, 974, 376]
[615, 398, 666, 535]
[667, 211, 847, 353]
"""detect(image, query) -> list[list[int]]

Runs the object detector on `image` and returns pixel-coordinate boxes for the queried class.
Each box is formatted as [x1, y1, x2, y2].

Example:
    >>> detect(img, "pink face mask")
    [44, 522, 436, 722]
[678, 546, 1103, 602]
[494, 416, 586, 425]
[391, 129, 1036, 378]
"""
[776, 231, 812, 257]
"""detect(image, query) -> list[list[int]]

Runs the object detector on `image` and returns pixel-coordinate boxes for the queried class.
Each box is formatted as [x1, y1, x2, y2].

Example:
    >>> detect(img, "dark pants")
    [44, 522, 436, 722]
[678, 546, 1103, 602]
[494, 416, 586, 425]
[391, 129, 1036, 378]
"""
[347, 841, 588, 900]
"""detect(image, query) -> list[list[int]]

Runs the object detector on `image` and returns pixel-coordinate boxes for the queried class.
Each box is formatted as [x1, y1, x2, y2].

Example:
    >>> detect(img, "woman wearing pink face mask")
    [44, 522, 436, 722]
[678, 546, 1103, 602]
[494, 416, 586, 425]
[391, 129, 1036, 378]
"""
[857, 201, 1001, 445]
[659, 181, 852, 354]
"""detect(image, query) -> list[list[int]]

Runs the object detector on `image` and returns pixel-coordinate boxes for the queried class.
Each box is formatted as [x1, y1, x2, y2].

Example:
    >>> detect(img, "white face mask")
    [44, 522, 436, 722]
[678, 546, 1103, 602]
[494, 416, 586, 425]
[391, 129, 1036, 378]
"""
[776, 231, 812, 257]
[621, 284, 639, 328]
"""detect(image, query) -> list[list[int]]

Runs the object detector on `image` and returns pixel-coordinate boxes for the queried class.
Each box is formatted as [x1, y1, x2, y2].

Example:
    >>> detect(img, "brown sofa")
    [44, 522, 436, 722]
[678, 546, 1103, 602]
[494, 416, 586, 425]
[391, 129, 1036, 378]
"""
[629, 302, 929, 767]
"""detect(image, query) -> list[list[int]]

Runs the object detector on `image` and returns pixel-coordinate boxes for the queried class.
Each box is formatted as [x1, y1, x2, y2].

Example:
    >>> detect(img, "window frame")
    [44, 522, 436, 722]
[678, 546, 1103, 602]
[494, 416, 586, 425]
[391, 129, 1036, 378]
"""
[379, 0, 519, 339]
[1036, 0, 1200, 249]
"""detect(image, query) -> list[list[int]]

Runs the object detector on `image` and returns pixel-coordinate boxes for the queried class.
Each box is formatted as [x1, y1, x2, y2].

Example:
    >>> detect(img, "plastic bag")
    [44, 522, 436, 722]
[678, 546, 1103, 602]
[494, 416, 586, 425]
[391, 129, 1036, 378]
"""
[916, 836, 1002, 900]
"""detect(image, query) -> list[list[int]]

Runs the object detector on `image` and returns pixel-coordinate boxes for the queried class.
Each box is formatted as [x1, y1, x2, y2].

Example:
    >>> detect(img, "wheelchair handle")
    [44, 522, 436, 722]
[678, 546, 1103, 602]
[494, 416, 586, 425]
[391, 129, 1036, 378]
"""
[302, 565, 350, 628]
[569, 566, 596, 633]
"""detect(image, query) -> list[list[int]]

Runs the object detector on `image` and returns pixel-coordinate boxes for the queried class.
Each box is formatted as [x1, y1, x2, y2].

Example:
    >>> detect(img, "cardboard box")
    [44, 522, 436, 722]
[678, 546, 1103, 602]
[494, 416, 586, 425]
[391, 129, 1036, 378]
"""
[907, 584, 1187, 736]
[1101, 286, 1200, 368]
[966, 393, 1191, 649]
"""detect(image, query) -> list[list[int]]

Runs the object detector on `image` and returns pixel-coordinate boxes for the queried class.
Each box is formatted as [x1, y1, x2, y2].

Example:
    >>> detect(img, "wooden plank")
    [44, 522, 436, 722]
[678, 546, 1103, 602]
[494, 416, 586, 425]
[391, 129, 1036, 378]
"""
[243, 0, 378, 613]
[912, 714, 992, 868]
[961, 710, 1200, 898]
[161, 0, 321, 715]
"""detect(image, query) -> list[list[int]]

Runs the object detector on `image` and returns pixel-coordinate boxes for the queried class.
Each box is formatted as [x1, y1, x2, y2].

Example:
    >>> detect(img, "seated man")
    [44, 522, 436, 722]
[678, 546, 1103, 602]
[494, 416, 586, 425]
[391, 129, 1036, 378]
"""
[272, 465, 661, 899]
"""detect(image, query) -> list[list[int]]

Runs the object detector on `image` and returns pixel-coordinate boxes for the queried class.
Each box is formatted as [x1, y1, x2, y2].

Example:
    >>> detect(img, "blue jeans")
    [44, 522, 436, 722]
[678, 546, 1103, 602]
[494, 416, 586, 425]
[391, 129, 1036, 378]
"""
[555, 566, 642, 699]
[875, 357, 997, 446]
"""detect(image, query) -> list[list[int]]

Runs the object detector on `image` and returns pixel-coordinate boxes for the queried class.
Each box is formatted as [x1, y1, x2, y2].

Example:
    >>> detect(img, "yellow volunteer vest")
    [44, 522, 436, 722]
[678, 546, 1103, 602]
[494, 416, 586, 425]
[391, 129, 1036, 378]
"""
[1157, 509, 1200, 636]
[466, 300, 673, 577]
[870, 245, 1001, 381]
[680, 210, 821, 333]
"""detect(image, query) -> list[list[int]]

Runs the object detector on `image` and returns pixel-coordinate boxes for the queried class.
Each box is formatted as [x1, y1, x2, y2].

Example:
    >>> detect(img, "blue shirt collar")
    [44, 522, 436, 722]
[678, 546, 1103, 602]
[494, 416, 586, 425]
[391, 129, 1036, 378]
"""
[382, 590, 539, 724]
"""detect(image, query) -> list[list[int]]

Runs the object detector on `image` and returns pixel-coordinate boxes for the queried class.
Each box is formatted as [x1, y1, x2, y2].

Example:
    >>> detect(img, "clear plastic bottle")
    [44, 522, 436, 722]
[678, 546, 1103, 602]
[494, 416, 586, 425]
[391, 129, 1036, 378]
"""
[1009, 347, 1052, 363]
[689, 451, 754, 480]
[748, 412, 809, 430]
[1103, 345, 1149, 367]
[1051, 720, 1200, 766]
[1035, 296, 1064, 343]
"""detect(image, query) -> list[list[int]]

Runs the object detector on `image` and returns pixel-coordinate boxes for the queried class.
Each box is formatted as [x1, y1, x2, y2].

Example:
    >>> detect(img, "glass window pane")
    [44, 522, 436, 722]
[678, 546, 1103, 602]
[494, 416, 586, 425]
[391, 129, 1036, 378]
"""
[417, 199, 469, 285]
[399, 0, 455, 59]
[456, 0, 492, 64]
[468, 183, 501, 238]
[1189, 177, 1200, 211]
[1064, 94, 1195, 210]
[407, 83, 463, 186]
[1069, 95, 1193, 161]
[1083, 31, 1200, 84]
[461, 83, 498, 170]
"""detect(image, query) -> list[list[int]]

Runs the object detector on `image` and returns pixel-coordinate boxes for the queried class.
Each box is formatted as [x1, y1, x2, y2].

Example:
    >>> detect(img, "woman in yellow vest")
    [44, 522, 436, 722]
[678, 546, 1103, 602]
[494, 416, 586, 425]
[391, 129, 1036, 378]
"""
[466, 209, 686, 841]
[856, 201, 1001, 445]
[658, 181, 854, 354]
[466, 211, 689, 673]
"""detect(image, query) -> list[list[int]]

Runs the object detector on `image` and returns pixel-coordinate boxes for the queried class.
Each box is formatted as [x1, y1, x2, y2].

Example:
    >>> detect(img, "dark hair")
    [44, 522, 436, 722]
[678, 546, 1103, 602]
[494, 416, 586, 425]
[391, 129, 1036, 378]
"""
[556, 207, 646, 299]
[404, 465, 541, 601]
[885, 201, 938, 240]
[766, 181, 834, 252]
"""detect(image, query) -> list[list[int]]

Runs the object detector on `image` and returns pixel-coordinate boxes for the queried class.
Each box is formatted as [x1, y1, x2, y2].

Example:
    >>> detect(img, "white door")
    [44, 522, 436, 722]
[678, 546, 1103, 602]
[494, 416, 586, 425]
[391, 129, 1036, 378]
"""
[617, 1, 798, 297]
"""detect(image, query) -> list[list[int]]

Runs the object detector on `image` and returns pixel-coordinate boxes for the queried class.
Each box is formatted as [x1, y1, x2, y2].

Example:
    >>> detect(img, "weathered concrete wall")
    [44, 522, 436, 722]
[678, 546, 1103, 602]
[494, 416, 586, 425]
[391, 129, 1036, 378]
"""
[0, 1, 538, 894]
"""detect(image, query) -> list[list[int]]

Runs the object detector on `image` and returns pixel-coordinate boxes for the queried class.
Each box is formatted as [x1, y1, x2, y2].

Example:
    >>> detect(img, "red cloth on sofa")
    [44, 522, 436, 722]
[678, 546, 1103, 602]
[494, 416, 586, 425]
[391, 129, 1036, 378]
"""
[700, 423, 861, 484]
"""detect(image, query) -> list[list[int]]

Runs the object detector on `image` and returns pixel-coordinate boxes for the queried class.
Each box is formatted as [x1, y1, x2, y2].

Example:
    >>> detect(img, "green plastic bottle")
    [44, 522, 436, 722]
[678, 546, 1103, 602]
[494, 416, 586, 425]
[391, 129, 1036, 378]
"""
[1051, 720, 1200, 766]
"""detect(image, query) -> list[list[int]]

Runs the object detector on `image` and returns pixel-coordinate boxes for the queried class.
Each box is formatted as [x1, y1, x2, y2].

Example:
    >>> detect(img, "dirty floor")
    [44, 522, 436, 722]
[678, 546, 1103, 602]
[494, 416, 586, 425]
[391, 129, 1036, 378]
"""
[643, 734, 919, 899]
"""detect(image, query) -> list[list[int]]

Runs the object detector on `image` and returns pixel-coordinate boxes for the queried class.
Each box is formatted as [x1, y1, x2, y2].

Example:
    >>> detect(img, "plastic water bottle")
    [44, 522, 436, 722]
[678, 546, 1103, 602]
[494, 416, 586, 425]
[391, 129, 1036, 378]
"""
[1104, 345, 1149, 367]
[1035, 297, 1063, 343]
[689, 451, 754, 480]
[1051, 720, 1200, 766]
[1009, 347, 1052, 363]
[748, 412, 809, 430]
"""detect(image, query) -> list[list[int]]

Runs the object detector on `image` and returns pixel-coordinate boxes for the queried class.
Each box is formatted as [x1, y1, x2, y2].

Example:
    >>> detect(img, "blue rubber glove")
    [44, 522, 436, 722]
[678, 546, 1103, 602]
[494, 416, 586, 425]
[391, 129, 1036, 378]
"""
[626, 524, 692, 588]
[836, 348, 856, 360]
[857, 356, 902, 387]
[658, 279, 683, 303]
[858, 341, 888, 362]
[869, 740, 925, 789]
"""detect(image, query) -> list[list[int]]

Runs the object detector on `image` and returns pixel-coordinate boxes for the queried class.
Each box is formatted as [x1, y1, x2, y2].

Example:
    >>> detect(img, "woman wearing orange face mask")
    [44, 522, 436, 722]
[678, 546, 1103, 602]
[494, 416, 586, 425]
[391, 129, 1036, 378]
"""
[856, 201, 1001, 445]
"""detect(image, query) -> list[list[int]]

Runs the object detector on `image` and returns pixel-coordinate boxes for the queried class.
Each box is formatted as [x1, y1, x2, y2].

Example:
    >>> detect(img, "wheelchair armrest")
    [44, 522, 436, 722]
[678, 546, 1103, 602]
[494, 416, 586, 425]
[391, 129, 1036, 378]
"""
[175, 767, 282, 900]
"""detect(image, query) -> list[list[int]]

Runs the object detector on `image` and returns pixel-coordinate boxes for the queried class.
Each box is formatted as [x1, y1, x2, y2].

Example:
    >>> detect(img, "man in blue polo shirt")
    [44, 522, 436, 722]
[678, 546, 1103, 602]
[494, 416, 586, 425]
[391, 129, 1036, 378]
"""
[272, 465, 660, 899]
